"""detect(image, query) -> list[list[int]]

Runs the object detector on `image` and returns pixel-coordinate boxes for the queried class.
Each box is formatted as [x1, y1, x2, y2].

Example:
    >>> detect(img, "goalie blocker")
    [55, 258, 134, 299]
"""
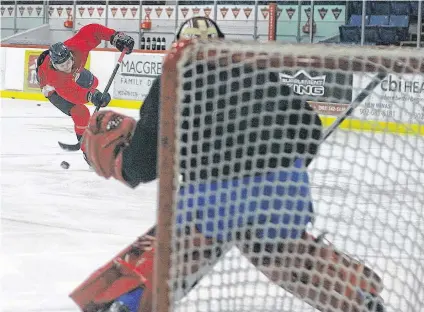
[72, 17, 385, 312]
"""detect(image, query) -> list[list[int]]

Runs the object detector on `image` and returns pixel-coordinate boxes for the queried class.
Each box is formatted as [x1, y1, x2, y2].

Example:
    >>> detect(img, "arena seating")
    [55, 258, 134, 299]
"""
[339, 1, 419, 45]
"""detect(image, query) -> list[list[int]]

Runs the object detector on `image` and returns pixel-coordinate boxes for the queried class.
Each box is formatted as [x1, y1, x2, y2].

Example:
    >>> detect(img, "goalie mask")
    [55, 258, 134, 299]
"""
[176, 17, 225, 40]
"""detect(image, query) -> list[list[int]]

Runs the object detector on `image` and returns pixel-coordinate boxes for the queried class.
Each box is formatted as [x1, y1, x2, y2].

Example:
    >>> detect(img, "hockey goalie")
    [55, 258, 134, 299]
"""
[70, 17, 386, 312]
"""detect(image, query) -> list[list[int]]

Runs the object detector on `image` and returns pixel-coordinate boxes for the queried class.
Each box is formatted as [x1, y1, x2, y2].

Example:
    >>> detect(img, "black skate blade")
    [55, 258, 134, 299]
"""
[58, 141, 81, 151]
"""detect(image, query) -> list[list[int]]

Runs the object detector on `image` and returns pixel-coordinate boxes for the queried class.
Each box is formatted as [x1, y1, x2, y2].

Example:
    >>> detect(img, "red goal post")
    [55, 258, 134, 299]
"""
[154, 39, 424, 312]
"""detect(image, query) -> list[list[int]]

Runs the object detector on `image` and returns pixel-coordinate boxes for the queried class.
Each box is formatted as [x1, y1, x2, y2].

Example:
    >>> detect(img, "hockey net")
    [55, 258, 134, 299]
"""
[155, 40, 424, 312]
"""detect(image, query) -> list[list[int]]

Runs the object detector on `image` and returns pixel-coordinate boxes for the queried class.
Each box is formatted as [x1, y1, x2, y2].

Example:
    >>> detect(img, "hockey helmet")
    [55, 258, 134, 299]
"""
[49, 42, 72, 65]
[176, 17, 225, 40]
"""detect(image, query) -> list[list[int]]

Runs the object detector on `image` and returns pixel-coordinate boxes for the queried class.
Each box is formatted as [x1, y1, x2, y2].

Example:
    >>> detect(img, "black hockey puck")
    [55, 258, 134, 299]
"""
[61, 161, 70, 169]
[37, 103, 41, 106]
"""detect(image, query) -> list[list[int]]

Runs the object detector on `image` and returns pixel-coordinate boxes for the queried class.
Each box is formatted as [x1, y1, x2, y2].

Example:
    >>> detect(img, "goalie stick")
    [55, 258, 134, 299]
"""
[58, 48, 128, 151]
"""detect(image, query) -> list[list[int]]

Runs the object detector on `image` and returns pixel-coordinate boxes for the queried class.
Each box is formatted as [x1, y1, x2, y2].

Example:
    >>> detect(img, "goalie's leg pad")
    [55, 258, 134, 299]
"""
[69, 227, 156, 312]
[302, 233, 383, 297]
[242, 232, 384, 312]
[69, 226, 229, 312]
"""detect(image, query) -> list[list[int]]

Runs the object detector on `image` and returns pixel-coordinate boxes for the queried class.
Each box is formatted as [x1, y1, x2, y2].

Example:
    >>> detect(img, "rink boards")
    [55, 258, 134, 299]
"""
[0, 44, 423, 135]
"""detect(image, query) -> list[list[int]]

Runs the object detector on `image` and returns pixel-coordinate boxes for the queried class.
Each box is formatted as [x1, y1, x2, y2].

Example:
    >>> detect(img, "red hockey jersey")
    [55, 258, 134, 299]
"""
[37, 24, 115, 105]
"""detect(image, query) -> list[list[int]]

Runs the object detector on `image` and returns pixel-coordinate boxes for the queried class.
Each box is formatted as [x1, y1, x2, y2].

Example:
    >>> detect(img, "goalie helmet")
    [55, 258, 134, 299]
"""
[49, 42, 72, 65]
[176, 16, 225, 40]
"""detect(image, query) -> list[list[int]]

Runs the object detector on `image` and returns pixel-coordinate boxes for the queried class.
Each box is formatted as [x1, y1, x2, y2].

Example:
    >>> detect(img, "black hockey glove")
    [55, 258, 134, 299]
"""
[88, 89, 111, 108]
[110, 32, 134, 54]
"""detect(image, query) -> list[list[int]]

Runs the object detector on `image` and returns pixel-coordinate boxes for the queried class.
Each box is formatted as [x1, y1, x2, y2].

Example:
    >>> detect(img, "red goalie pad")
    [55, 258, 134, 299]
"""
[274, 232, 384, 312]
[69, 228, 155, 312]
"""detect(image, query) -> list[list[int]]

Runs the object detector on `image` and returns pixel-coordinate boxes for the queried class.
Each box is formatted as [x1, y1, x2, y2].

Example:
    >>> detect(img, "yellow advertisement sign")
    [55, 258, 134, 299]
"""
[23, 49, 44, 93]
[23, 49, 91, 93]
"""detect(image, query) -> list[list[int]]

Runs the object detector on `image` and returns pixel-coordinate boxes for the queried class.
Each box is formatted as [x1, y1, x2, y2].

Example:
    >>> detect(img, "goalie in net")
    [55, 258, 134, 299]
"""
[70, 17, 385, 312]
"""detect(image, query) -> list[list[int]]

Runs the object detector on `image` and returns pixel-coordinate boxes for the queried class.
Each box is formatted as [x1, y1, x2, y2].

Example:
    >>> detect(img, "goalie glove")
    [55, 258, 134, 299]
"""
[82, 111, 136, 184]
[111, 32, 134, 54]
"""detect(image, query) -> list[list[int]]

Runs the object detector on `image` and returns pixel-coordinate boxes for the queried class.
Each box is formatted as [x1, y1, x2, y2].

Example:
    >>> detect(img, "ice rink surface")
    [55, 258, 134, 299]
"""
[1, 99, 424, 312]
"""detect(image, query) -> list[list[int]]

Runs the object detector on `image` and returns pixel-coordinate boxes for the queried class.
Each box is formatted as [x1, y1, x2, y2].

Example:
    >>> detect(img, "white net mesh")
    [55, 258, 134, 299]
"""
[156, 40, 424, 312]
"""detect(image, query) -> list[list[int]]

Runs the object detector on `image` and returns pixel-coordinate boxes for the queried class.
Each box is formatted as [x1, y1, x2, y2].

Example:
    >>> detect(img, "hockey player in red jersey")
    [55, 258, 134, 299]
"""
[70, 17, 385, 312]
[36, 23, 134, 161]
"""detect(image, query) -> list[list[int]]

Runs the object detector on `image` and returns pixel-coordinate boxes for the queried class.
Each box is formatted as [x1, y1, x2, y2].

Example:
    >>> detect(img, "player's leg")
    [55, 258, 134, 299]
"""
[47, 93, 87, 139]
[73, 69, 100, 165]
[48, 93, 91, 163]
[42, 67, 96, 139]
[73, 68, 98, 143]
[234, 162, 385, 312]
[47, 69, 97, 163]
[51, 68, 98, 142]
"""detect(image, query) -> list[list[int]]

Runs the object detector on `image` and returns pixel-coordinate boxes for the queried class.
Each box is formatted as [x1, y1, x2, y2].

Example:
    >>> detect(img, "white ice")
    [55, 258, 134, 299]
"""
[1, 99, 157, 312]
[1, 99, 424, 312]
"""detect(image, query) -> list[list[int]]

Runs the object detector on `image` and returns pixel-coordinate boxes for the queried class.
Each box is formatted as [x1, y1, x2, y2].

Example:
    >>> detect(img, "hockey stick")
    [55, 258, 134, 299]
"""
[306, 71, 387, 167]
[321, 71, 387, 142]
[58, 48, 129, 151]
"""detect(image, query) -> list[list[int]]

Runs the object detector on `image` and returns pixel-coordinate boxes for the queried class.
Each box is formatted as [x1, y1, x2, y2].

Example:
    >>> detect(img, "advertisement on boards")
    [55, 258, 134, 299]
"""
[23, 49, 44, 93]
[307, 101, 350, 116]
[280, 70, 326, 97]
[352, 73, 424, 124]
[280, 69, 352, 116]
[113, 52, 165, 101]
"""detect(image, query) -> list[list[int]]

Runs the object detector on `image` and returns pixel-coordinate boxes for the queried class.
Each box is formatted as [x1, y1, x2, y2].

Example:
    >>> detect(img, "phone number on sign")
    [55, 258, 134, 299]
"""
[116, 90, 139, 98]
[411, 112, 424, 120]
[359, 108, 395, 118]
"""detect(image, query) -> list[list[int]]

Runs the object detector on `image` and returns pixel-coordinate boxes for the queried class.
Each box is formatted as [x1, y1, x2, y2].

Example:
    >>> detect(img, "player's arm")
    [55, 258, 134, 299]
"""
[54, 77, 111, 107]
[66, 23, 134, 54]
[81, 77, 161, 187]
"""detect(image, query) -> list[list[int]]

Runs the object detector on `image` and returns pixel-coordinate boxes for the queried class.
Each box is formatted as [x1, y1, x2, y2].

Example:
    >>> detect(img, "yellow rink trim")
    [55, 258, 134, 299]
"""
[320, 116, 424, 136]
[1, 90, 423, 136]
[0, 90, 142, 110]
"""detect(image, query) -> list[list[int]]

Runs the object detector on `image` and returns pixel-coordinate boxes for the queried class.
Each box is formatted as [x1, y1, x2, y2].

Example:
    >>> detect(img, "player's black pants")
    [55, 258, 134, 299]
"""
[47, 69, 95, 116]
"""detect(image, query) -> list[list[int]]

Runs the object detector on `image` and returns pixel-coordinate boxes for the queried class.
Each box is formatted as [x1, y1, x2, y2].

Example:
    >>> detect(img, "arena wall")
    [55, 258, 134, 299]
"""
[0, 45, 423, 136]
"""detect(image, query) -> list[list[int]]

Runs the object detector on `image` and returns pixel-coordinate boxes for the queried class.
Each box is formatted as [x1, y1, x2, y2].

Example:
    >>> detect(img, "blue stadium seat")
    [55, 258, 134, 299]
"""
[391, 1, 410, 15]
[389, 15, 410, 41]
[371, 2, 391, 15]
[379, 27, 399, 45]
[349, 14, 362, 26]
[369, 15, 390, 26]
[339, 26, 361, 44]
[389, 15, 409, 27]
[349, 14, 369, 26]
[364, 26, 381, 44]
